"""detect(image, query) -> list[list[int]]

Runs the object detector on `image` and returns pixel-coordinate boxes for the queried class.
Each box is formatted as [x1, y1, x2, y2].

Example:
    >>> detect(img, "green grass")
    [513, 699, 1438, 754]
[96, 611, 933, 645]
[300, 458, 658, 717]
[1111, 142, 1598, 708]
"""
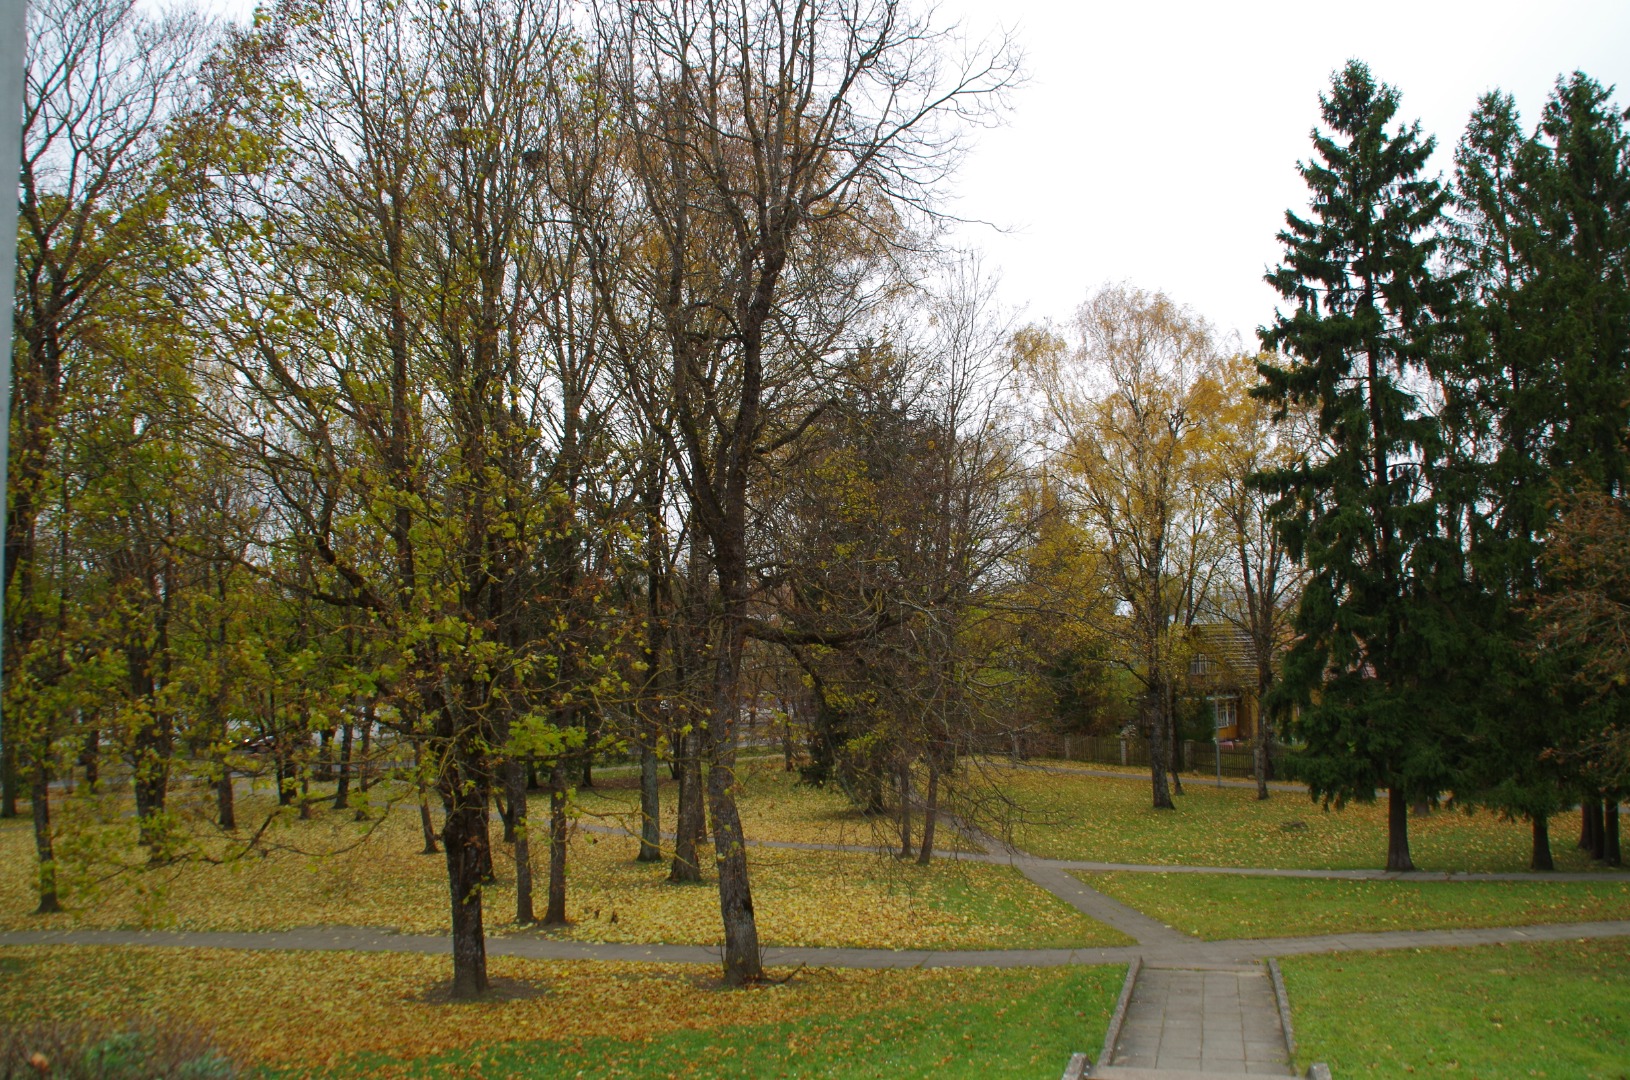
[1077, 871, 1630, 940]
[1000, 767, 1605, 872]
[293, 965, 1126, 1079]
[1281, 938, 1630, 1078]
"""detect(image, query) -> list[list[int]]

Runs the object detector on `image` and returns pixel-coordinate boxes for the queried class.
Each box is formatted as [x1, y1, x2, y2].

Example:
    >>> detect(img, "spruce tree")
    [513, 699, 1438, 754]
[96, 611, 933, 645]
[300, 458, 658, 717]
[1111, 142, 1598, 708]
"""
[1449, 74, 1630, 866]
[1255, 61, 1464, 872]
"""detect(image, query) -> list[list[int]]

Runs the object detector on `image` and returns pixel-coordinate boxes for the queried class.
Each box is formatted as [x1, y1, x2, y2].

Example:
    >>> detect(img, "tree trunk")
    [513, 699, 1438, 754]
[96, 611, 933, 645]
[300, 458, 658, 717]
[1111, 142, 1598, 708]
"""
[1385, 787, 1415, 872]
[276, 751, 294, 807]
[1165, 700, 1184, 797]
[354, 718, 372, 821]
[897, 763, 913, 859]
[133, 718, 171, 852]
[1584, 797, 1606, 860]
[332, 722, 353, 811]
[510, 759, 534, 924]
[412, 740, 438, 854]
[917, 758, 940, 865]
[706, 703, 762, 986]
[1146, 693, 1174, 810]
[81, 725, 99, 791]
[1, 729, 17, 819]
[1410, 797, 1432, 818]
[1530, 813, 1554, 872]
[1605, 799, 1622, 868]
[1253, 717, 1271, 802]
[579, 711, 600, 789]
[299, 769, 313, 821]
[637, 739, 662, 863]
[216, 768, 236, 831]
[544, 761, 569, 924]
[441, 791, 490, 998]
[670, 728, 704, 882]
[497, 787, 516, 844]
[32, 758, 61, 914]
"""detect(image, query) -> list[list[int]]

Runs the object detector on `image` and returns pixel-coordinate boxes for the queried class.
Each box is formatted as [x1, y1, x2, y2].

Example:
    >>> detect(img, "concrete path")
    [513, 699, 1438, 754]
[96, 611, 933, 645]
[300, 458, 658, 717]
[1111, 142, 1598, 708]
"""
[1106, 963, 1292, 1076]
[1, 917, 1625, 969]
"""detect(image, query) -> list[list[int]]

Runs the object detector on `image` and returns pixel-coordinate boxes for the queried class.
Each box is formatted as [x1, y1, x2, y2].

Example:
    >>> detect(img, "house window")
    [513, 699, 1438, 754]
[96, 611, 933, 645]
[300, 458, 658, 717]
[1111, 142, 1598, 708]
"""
[1189, 656, 1211, 676]
[1213, 697, 1238, 731]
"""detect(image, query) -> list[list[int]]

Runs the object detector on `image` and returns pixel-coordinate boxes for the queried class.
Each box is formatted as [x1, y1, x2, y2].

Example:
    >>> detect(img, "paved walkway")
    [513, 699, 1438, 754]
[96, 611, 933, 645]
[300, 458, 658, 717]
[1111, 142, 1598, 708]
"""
[9, 810, 1630, 1078]
[1109, 963, 1292, 1076]
[1, 917, 1625, 970]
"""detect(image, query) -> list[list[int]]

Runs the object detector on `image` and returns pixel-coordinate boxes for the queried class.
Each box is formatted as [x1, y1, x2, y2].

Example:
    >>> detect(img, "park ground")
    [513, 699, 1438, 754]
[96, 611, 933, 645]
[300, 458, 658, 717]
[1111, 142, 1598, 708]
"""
[1, 759, 1627, 1077]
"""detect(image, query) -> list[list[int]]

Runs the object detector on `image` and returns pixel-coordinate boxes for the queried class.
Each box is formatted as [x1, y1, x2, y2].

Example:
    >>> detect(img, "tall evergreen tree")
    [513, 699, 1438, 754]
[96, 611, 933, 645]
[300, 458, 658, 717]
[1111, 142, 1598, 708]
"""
[1255, 61, 1465, 872]
[1448, 74, 1630, 867]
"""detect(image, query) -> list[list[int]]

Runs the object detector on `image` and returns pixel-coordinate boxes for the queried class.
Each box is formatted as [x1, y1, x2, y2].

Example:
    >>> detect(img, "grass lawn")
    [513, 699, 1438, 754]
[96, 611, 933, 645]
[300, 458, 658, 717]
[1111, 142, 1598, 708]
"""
[0, 780, 1128, 950]
[0, 946, 1126, 1079]
[998, 767, 1603, 872]
[1281, 938, 1630, 1078]
[1077, 871, 1630, 940]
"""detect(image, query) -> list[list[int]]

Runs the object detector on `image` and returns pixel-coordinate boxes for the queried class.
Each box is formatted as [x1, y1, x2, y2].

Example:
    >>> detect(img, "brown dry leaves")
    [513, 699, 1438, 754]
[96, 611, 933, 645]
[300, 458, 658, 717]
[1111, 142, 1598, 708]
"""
[0, 945, 1069, 1072]
[0, 780, 1122, 949]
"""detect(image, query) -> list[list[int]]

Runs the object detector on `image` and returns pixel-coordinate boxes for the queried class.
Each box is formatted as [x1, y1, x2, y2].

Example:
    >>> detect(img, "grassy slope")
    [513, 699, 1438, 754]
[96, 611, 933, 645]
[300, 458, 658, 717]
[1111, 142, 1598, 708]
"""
[1078, 871, 1630, 940]
[999, 767, 1604, 872]
[0, 946, 1124, 1079]
[1281, 938, 1630, 1078]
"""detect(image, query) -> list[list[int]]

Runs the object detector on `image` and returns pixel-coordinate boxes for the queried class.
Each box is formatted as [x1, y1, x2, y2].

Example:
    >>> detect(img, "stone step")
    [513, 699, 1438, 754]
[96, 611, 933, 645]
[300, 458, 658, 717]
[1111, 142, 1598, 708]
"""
[1090, 1067, 1291, 1079]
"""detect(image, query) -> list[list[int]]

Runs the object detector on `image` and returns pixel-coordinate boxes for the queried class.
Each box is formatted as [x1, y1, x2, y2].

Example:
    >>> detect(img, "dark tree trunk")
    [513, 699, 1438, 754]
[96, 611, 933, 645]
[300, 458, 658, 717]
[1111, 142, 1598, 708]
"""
[419, 794, 440, 854]
[1531, 813, 1554, 871]
[217, 768, 236, 831]
[332, 722, 353, 811]
[32, 758, 61, 914]
[354, 718, 372, 821]
[916, 759, 940, 865]
[670, 729, 704, 883]
[497, 787, 516, 844]
[1605, 799, 1622, 868]
[1385, 787, 1415, 872]
[544, 761, 569, 924]
[706, 703, 762, 986]
[132, 717, 171, 852]
[276, 750, 294, 807]
[441, 792, 490, 998]
[299, 770, 313, 820]
[1583, 797, 1605, 859]
[1253, 717, 1271, 801]
[1146, 691, 1174, 810]
[1165, 700, 1184, 797]
[527, 760, 540, 791]
[897, 763, 913, 859]
[637, 739, 662, 862]
[1, 729, 17, 818]
[81, 725, 99, 791]
[510, 759, 534, 924]
[579, 711, 600, 789]
[1411, 797, 1432, 818]
[416, 742, 440, 855]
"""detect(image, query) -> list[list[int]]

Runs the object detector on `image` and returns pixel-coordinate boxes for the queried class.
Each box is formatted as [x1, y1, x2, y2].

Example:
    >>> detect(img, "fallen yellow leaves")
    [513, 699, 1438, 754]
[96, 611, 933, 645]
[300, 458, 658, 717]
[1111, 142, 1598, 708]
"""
[0, 781, 1125, 950]
[0, 945, 1085, 1072]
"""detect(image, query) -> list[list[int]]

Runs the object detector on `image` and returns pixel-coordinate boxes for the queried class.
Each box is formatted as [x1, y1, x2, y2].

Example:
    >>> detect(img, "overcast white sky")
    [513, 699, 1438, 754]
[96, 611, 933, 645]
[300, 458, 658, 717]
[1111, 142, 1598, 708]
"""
[935, 0, 1630, 346]
[201, 0, 1630, 346]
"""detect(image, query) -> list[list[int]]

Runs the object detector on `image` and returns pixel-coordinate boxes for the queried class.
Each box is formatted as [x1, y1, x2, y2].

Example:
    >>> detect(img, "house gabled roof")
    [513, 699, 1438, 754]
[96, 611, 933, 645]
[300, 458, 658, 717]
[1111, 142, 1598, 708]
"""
[1187, 622, 1260, 681]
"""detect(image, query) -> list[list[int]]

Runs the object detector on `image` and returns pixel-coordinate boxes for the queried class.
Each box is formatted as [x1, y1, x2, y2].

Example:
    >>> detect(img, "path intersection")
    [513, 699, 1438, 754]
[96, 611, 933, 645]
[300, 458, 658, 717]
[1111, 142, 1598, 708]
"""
[4, 816, 1628, 1078]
